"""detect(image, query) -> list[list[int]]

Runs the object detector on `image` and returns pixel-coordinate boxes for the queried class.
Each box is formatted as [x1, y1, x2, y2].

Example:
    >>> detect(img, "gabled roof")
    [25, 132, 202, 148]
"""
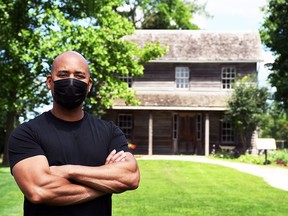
[124, 30, 263, 63]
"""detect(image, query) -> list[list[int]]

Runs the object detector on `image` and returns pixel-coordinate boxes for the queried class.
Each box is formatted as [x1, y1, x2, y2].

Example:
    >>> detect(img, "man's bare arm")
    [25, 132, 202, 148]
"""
[51, 151, 140, 194]
[12, 155, 105, 206]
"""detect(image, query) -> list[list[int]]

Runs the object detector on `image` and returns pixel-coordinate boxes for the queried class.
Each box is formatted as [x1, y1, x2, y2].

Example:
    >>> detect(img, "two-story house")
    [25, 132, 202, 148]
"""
[102, 30, 264, 156]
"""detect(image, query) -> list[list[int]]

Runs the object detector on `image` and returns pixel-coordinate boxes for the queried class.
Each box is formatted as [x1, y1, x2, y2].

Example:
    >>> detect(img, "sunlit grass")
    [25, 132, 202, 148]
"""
[0, 167, 23, 216]
[113, 160, 288, 216]
[1, 160, 288, 216]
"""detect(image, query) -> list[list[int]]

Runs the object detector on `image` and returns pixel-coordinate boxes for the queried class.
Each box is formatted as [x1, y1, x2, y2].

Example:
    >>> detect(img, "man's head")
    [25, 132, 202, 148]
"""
[46, 51, 93, 109]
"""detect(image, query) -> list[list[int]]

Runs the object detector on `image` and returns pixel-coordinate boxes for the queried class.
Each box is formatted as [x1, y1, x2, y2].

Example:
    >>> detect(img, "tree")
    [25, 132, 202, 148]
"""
[260, 101, 288, 141]
[260, 0, 288, 110]
[224, 75, 269, 152]
[0, 0, 165, 165]
[118, 0, 207, 29]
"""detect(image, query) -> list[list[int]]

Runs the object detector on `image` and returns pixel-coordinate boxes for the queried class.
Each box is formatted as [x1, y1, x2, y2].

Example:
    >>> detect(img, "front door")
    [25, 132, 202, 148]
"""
[178, 114, 196, 154]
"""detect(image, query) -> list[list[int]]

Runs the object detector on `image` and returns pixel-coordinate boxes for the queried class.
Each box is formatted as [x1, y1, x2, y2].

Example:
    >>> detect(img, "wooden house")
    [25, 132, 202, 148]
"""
[102, 30, 264, 156]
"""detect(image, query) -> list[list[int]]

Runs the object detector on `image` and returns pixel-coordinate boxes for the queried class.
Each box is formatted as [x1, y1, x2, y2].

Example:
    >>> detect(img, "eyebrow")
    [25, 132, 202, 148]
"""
[74, 71, 86, 75]
[56, 70, 85, 74]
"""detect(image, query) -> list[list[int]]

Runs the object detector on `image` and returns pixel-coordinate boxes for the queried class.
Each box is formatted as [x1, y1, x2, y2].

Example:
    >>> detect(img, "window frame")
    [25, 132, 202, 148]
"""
[221, 66, 236, 89]
[172, 114, 178, 139]
[196, 114, 202, 141]
[120, 75, 132, 88]
[117, 114, 133, 140]
[221, 121, 234, 144]
[175, 66, 190, 89]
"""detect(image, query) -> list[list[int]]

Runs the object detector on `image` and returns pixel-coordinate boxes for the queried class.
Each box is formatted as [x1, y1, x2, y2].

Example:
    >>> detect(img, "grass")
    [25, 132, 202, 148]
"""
[1, 160, 288, 216]
[112, 160, 288, 216]
[0, 167, 23, 216]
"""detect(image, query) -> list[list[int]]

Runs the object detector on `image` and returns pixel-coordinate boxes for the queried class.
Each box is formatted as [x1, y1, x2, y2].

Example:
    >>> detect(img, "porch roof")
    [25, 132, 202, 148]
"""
[124, 30, 264, 63]
[111, 92, 231, 111]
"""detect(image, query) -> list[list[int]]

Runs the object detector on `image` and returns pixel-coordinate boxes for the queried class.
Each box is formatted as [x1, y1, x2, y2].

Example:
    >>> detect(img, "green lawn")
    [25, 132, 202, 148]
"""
[113, 160, 288, 216]
[1, 160, 288, 216]
[0, 167, 23, 216]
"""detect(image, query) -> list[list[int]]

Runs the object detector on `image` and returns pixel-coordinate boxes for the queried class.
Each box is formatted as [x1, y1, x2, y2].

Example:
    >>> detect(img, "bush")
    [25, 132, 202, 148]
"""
[269, 149, 288, 166]
[212, 149, 288, 167]
[237, 154, 266, 165]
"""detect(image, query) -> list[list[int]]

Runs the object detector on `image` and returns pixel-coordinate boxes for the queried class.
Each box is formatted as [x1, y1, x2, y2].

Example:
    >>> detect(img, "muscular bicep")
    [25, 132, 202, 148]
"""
[11, 155, 103, 206]
[13, 155, 53, 186]
[12, 155, 64, 202]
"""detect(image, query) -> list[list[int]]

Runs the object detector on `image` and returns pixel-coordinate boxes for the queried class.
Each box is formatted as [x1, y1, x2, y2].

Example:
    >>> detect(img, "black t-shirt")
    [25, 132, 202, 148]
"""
[9, 111, 129, 216]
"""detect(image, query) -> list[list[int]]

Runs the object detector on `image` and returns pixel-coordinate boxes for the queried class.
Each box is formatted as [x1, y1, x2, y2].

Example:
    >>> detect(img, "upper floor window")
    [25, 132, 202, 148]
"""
[221, 121, 234, 143]
[120, 75, 132, 88]
[175, 67, 189, 89]
[118, 114, 132, 140]
[221, 67, 236, 89]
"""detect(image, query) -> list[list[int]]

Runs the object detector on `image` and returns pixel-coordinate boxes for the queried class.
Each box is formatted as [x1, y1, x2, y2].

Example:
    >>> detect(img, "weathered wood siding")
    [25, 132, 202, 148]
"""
[133, 62, 257, 91]
[102, 110, 174, 154]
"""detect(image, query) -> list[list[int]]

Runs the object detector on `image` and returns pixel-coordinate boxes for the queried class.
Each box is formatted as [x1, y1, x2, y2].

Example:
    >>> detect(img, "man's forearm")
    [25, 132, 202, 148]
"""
[51, 152, 140, 194]
[12, 156, 106, 206]
[34, 179, 106, 206]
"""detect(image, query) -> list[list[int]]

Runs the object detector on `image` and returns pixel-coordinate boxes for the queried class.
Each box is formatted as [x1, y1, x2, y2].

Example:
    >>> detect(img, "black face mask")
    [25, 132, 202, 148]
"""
[53, 78, 88, 110]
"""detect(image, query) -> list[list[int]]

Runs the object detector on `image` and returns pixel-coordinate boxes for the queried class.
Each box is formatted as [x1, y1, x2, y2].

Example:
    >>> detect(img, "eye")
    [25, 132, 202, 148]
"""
[74, 72, 86, 79]
[57, 71, 69, 78]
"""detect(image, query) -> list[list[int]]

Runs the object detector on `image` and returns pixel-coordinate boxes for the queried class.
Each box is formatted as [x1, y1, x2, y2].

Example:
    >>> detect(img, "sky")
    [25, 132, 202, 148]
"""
[193, 0, 274, 87]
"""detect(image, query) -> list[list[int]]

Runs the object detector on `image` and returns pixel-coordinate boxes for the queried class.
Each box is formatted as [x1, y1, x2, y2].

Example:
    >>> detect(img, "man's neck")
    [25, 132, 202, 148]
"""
[51, 103, 84, 122]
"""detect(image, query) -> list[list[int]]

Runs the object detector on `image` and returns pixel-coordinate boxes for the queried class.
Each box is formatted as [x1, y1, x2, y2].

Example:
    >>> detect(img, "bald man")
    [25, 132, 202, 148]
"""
[9, 51, 140, 216]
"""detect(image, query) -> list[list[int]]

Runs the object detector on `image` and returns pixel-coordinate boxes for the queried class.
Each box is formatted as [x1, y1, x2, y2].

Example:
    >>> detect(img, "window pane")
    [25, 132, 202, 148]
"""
[221, 67, 236, 89]
[175, 67, 189, 89]
[118, 114, 132, 139]
[221, 121, 234, 143]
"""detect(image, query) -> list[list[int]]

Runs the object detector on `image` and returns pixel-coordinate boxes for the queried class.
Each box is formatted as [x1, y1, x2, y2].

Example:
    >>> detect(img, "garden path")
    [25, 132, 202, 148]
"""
[137, 155, 288, 191]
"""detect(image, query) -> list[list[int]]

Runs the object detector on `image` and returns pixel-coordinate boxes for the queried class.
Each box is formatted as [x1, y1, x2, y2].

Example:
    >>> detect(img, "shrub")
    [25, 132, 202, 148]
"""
[212, 149, 288, 167]
[269, 149, 288, 167]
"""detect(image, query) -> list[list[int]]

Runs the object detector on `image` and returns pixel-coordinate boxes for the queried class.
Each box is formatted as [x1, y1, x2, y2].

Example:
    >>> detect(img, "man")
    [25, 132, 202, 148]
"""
[9, 51, 140, 216]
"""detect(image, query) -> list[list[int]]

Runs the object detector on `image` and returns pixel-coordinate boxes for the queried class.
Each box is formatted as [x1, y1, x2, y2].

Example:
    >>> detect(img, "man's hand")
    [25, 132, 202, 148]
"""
[105, 149, 126, 165]
[50, 165, 70, 179]
[49, 150, 138, 194]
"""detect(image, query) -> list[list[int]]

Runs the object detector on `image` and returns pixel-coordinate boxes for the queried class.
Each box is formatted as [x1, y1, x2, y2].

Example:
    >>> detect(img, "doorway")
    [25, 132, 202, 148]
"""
[178, 114, 196, 154]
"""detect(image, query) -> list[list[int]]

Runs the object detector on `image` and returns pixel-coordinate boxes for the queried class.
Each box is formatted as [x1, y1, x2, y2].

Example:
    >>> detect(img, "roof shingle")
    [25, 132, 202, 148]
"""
[124, 30, 263, 62]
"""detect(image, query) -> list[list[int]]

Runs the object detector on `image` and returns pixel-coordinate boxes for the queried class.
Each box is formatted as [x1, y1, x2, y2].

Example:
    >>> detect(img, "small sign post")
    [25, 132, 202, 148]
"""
[256, 138, 276, 165]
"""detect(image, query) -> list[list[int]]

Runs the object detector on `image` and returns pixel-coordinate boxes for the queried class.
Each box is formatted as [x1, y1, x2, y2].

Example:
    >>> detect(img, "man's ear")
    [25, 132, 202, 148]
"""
[87, 77, 93, 93]
[46, 74, 53, 90]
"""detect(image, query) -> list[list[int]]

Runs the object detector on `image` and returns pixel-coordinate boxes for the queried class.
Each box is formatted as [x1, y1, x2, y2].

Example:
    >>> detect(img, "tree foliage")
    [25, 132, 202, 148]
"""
[260, 0, 288, 110]
[0, 0, 166, 165]
[224, 75, 269, 150]
[119, 0, 206, 29]
[260, 102, 288, 140]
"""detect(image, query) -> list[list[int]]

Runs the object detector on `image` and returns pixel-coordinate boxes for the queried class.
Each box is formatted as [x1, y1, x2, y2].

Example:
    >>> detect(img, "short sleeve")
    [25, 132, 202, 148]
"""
[108, 122, 130, 153]
[9, 123, 45, 171]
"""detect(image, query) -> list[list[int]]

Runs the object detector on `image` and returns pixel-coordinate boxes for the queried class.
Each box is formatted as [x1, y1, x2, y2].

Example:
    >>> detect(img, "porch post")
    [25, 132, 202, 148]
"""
[148, 111, 153, 155]
[205, 113, 210, 156]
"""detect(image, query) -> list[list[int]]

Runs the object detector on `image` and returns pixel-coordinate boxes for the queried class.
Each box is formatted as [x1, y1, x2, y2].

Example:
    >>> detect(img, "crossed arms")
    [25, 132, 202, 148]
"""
[12, 150, 140, 206]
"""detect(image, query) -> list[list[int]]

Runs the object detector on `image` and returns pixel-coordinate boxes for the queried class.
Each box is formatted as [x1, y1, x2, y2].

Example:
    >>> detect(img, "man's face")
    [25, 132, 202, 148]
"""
[46, 52, 92, 94]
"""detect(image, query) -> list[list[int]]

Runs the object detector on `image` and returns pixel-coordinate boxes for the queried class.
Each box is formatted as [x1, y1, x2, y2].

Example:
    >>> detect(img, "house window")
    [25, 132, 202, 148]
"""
[120, 75, 132, 88]
[196, 114, 202, 141]
[221, 67, 236, 89]
[173, 114, 178, 139]
[118, 114, 132, 139]
[175, 67, 189, 89]
[221, 121, 234, 143]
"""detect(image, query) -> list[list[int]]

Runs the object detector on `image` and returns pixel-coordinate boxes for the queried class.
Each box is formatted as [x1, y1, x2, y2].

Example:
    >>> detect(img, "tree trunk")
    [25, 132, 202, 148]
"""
[2, 111, 16, 166]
